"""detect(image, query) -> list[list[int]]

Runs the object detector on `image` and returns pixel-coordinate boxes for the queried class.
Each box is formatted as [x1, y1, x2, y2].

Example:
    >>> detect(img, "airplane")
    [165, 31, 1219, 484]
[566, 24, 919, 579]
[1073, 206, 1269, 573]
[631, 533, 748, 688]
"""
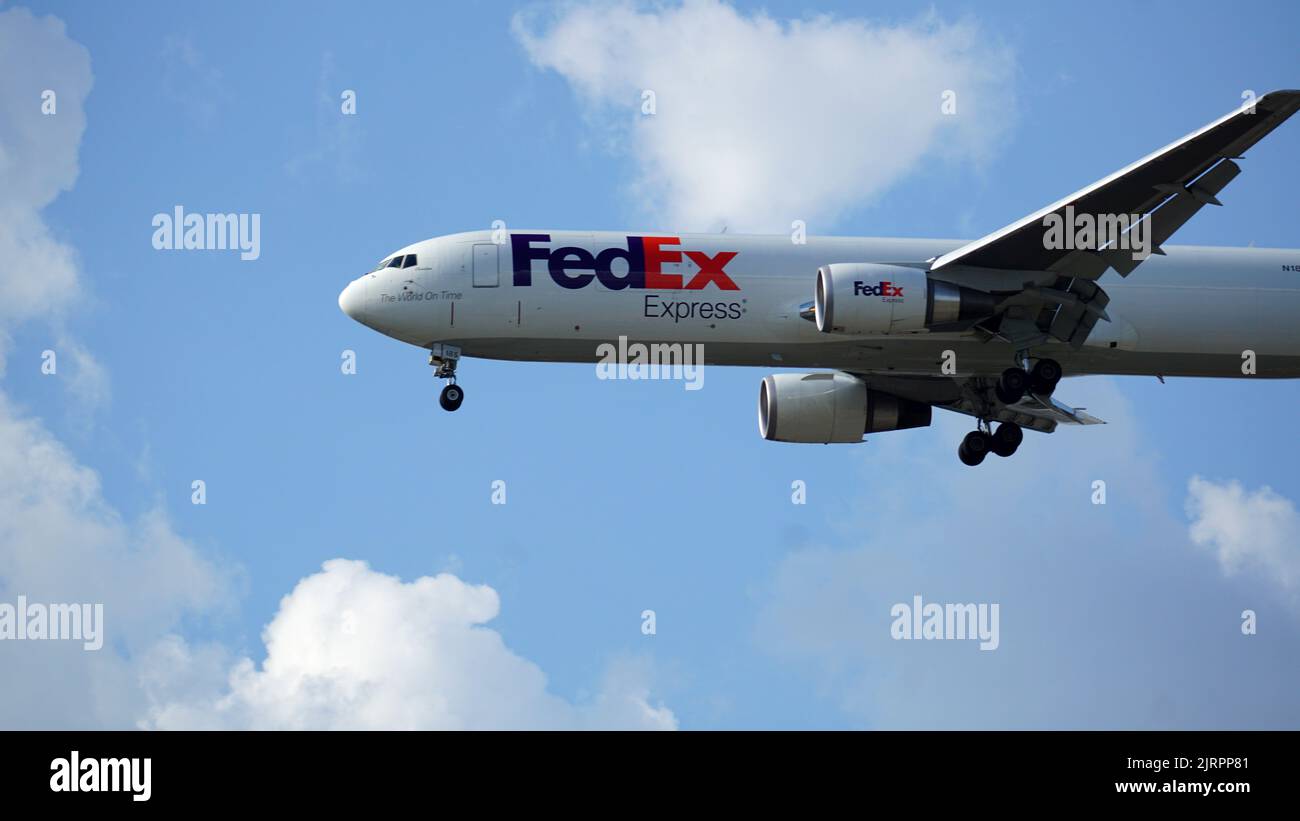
[339, 90, 1300, 465]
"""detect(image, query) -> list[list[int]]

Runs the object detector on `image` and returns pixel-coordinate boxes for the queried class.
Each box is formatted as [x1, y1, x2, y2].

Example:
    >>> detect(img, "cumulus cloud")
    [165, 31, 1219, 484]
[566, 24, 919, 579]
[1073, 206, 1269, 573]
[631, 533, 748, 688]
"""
[0, 389, 674, 729]
[0, 8, 89, 214]
[0, 395, 228, 633]
[0, 393, 232, 728]
[513, 0, 1016, 231]
[1187, 476, 1300, 599]
[0, 11, 199, 726]
[0, 10, 668, 731]
[143, 559, 676, 730]
[0, 6, 105, 403]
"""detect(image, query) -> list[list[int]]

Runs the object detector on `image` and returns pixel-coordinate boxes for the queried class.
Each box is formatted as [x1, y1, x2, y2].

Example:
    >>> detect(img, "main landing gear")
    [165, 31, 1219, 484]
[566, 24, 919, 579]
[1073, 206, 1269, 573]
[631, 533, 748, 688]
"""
[957, 357, 1061, 466]
[993, 358, 1061, 404]
[430, 344, 464, 412]
[958, 422, 1023, 466]
[1027, 358, 1061, 397]
[995, 367, 1028, 404]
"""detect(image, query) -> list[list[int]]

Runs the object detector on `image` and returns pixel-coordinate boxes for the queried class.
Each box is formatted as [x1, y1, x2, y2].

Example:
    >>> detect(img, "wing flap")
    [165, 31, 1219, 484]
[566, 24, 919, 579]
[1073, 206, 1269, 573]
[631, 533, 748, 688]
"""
[851, 374, 1107, 433]
[935, 387, 1105, 433]
[1102, 157, 1242, 276]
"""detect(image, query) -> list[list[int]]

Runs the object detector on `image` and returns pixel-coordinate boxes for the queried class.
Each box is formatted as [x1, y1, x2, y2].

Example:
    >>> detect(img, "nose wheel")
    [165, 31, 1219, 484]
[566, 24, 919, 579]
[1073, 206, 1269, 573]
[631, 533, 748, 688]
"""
[429, 343, 464, 412]
[439, 383, 464, 412]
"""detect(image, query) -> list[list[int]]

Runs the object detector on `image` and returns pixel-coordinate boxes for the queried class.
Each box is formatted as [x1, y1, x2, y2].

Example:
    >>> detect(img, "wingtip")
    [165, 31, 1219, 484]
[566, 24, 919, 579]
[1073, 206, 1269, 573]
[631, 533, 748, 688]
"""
[1256, 89, 1300, 109]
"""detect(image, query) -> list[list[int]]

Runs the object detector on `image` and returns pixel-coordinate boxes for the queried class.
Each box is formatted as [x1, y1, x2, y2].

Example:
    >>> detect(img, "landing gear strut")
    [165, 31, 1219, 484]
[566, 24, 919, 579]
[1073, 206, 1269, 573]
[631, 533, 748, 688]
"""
[430, 344, 464, 412]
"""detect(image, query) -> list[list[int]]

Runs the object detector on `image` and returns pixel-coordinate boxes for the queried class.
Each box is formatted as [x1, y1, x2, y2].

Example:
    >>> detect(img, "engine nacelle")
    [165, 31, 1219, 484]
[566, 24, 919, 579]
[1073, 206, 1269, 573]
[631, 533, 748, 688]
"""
[758, 372, 933, 444]
[813, 263, 996, 335]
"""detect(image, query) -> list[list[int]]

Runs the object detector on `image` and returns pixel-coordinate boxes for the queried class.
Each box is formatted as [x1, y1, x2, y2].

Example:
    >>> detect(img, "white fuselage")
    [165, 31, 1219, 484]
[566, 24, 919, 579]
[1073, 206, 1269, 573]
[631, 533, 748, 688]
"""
[339, 230, 1300, 379]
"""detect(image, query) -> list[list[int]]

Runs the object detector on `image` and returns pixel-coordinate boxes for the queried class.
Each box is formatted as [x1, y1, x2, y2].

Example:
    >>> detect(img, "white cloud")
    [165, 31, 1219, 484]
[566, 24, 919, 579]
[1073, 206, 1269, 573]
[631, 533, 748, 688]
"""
[0, 391, 674, 729]
[53, 333, 112, 419]
[0, 8, 90, 213]
[143, 559, 676, 730]
[0, 10, 670, 731]
[0, 12, 193, 726]
[0, 410, 675, 732]
[0, 395, 228, 633]
[1187, 476, 1300, 598]
[0, 393, 232, 728]
[0, 6, 107, 407]
[513, 0, 1016, 231]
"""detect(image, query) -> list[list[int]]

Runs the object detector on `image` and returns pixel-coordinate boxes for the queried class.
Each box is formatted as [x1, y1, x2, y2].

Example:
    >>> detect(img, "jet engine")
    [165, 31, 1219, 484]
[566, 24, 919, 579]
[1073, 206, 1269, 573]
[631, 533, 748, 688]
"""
[813, 263, 997, 335]
[758, 372, 933, 443]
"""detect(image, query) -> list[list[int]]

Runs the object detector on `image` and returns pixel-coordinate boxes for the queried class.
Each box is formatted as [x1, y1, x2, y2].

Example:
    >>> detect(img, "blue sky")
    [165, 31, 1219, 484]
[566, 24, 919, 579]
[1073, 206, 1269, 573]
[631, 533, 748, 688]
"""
[2, 0, 1299, 728]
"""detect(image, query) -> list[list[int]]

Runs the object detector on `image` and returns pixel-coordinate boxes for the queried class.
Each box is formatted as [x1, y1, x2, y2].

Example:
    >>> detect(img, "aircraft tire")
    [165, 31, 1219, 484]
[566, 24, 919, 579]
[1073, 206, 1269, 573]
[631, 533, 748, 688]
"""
[439, 384, 464, 412]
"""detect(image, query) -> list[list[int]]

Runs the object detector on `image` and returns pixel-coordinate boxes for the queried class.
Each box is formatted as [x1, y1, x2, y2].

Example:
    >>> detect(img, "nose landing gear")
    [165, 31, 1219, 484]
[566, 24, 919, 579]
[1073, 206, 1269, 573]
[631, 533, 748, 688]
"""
[429, 344, 464, 412]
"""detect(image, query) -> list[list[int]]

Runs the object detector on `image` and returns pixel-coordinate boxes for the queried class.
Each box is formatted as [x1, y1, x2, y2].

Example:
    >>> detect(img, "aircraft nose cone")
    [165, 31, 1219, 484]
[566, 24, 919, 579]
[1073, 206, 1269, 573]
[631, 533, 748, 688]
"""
[339, 278, 366, 322]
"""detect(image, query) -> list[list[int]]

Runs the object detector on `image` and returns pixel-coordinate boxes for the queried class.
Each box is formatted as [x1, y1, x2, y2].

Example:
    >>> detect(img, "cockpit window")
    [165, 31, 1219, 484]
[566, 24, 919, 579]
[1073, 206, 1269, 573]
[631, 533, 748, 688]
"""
[387, 256, 404, 268]
[402, 254, 417, 268]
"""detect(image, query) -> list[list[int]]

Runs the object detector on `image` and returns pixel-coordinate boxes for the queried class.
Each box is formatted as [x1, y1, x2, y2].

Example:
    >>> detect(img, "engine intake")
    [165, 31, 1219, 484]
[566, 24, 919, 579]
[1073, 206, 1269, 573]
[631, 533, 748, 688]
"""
[814, 263, 996, 335]
[758, 372, 932, 444]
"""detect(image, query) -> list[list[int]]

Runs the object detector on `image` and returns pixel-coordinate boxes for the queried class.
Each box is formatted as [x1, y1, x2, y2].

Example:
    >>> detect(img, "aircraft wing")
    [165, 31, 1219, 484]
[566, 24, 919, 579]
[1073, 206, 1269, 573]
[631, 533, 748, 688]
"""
[929, 90, 1300, 280]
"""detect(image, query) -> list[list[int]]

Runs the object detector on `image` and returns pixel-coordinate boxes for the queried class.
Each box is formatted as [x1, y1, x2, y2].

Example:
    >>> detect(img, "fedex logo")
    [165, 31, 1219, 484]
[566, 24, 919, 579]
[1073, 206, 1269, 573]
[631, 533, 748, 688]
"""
[511, 234, 739, 291]
[853, 280, 904, 297]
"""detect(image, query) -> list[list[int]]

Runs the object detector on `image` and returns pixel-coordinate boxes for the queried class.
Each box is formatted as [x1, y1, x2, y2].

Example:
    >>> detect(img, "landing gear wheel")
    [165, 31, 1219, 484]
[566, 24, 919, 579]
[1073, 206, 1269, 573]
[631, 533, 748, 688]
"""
[1029, 358, 1062, 396]
[990, 422, 1023, 457]
[439, 383, 464, 412]
[958, 430, 992, 466]
[995, 367, 1028, 405]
